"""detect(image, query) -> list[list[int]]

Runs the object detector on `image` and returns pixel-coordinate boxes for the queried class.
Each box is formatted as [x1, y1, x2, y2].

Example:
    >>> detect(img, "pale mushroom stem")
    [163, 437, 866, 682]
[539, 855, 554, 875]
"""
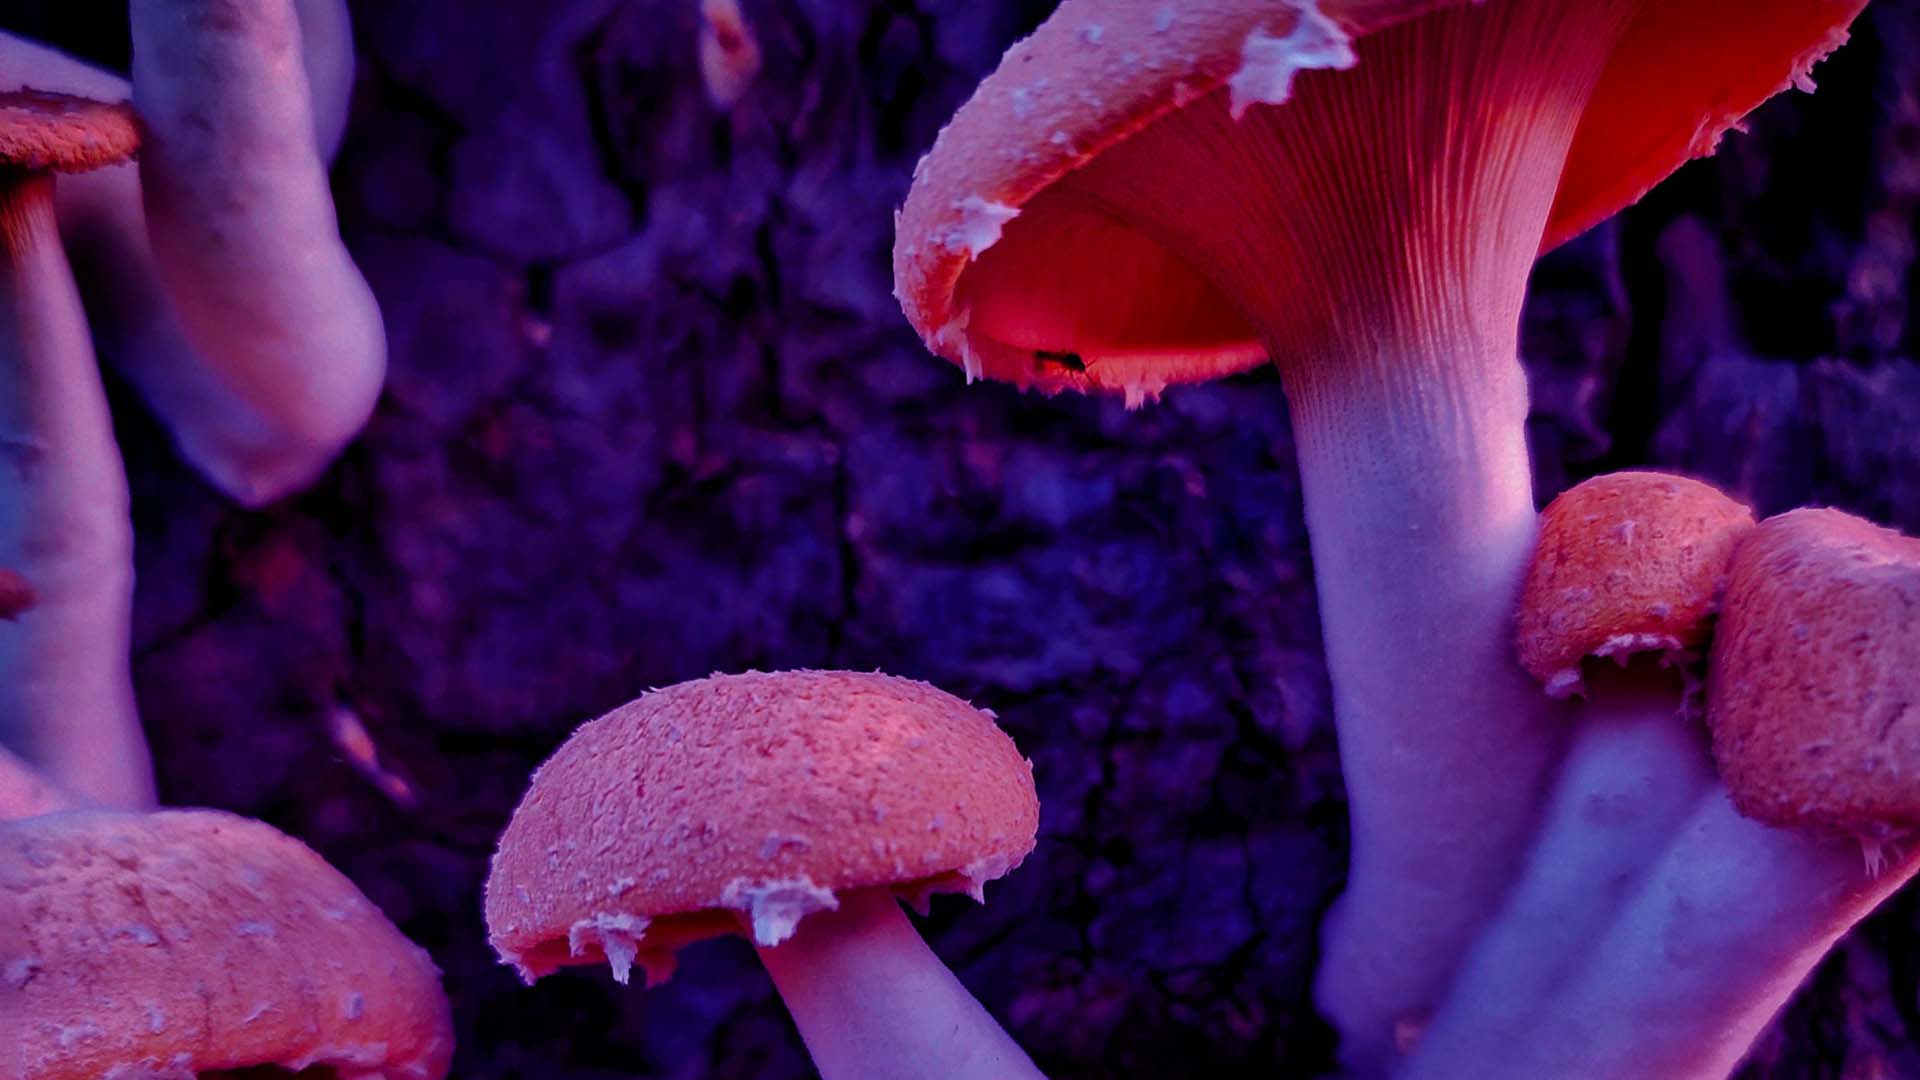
[1401, 662, 1714, 1064]
[0, 173, 153, 808]
[1050, 1, 1638, 1062]
[129, 0, 385, 506]
[0, 741, 78, 820]
[754, 887, 1043, 1080]
[1411, 787, 1920, 1078]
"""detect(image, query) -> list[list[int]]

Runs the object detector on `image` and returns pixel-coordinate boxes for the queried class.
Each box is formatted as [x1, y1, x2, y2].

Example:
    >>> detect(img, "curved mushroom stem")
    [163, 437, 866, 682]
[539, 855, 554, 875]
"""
[1410, 783, 1919, 1079]
[753, 887, 1043, 1080]
[0, 173, 153, 809]
[127, 0, 384, 506]
[1400, 661, 1714, 1067]
[1, 5, 366, 507]
[0, 742, 78, 820]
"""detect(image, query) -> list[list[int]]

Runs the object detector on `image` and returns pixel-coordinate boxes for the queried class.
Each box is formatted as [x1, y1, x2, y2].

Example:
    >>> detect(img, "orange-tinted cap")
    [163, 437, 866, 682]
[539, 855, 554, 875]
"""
[1709, 509, 1920, 834]
[894, 0, 1865, 395]
[1517, 471, 1755, 697]
[0, 90, 137, 174]
[0, 809, 452, 1079]
[485, 670, 1039, 986]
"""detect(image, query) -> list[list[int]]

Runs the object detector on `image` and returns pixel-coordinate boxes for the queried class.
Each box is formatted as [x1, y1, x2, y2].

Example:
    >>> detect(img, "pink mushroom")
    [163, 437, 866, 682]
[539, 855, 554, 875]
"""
[0, 91, 153, 810]
[0, 808, 453, 1079]
[486, 670, 1043, 1080]
[1410, 503, 1920, 1076]
[892, 1, 1867, 1064]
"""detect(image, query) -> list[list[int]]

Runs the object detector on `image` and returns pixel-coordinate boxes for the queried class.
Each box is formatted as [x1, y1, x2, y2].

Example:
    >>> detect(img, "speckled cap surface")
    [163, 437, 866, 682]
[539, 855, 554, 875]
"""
[0, 809, 452, 1080]
[893, 0, 1866, 396]
[1709, 509, 1920, 833]
[0, 90, 137, 174]
[1517, 471, 1755, 698]
[485, 670, 1040, 987]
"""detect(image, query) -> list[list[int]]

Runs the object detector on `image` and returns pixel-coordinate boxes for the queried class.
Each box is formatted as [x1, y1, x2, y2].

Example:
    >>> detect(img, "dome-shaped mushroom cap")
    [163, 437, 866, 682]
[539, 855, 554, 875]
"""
[1709, 509, 1920, 834]
[893, 0, 1865, 394]
[485, 670, 1040, 986]
[1517, 471, 1755, 698]
[0, 90, 138, 174]
[0, 809, 452, 1080]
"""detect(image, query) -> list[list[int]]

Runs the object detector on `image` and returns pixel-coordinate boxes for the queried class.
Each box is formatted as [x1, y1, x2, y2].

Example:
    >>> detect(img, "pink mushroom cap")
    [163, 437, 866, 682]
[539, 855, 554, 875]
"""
[485, 670, 1040, 987]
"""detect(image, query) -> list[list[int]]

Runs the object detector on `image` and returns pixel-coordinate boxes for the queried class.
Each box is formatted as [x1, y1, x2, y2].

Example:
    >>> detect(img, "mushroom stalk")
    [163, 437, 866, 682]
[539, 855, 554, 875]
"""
[1401, 663, 1713, 1065]
[0, 171, 152, 808]
[1410, 788, 1918, 1079]
[754, 887, 1043, 1080]
[128, 0, 384, 505]
[1043, 1, 1639, 1058]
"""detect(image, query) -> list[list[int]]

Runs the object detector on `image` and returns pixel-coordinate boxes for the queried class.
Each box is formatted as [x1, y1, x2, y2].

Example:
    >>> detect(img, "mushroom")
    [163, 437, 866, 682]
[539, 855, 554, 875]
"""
[0, 3, 370, 506]
[123, 0, 386, 504]
[892, 0, 1866, 1060]
[485, 670, 1043, 1080]
[1408, 504, 1920, 1076]
[0, 90, 153, 810]
[0, 808, 453, 1079]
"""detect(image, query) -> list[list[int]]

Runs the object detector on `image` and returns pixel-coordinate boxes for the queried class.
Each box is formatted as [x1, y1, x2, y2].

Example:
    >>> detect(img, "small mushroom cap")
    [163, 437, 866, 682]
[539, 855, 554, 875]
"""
[485, 670, 1040, 986]
[1709, 509, 1920, 834]
[0, 809, 452, 1080]
[894, 0, 1865, 394]
[0, 90, 137, 174]
[1517, 471, 1755, 697]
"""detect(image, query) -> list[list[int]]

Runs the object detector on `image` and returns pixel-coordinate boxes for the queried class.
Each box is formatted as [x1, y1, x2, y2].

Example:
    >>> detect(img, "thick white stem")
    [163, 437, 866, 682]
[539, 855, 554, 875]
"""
[129, 0, 384, 505]
[1405, 663, 1714, 1074]
[754, 888, 1043, 1080]
[0, 177, 152, 808]
[0, 743, 76, 820]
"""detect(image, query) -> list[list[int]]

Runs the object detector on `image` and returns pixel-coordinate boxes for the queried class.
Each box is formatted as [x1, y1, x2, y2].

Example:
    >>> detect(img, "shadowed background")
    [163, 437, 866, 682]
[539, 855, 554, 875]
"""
[8, 1, 1920, 1076]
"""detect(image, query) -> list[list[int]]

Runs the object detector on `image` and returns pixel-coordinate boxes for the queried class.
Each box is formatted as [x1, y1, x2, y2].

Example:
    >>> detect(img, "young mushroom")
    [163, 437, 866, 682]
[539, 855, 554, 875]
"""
[0, 808, 453, 1079]
[485, 670, 1044, 1080]
[892, 0, 1867, 1061]
[0, 90, 153, 810]
[1409, 505, 1920, 1077]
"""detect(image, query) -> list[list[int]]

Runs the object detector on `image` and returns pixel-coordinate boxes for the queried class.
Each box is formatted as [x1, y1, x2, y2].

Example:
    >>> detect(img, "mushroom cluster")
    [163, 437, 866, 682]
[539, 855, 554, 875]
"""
[892, 0, 1878, 1069]
[1411, 474, 1920, 1077]
[0, 0, 379, 813]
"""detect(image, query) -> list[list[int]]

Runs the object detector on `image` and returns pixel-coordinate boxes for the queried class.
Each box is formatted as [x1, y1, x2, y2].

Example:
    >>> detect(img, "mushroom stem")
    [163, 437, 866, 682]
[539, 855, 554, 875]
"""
[754, 887, 1043, 1080]
[1402, 662, 1714, 1065]
[1411, 786, 1919, 1079]
[1046, 2, 1640, 1059]
[0, 742, 77, 820]
[128, 0, 384, 505]
[0, 172, 152, 808]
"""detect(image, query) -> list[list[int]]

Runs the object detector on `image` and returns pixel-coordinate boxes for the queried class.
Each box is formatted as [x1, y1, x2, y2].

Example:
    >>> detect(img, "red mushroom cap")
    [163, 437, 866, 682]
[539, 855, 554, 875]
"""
[893, 0, 1865, 396]
[484, 670, 1039, 987]
[0, 90, 137, 174]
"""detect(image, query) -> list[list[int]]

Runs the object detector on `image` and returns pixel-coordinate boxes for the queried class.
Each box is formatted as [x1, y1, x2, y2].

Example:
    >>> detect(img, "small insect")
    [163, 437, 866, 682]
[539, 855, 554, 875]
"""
[1034, 349, 1088, 373]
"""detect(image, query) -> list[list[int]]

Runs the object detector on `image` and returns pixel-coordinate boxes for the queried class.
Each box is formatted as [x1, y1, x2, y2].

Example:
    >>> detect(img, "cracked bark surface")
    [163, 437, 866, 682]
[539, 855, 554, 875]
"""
[8, 0, 1920, 1075]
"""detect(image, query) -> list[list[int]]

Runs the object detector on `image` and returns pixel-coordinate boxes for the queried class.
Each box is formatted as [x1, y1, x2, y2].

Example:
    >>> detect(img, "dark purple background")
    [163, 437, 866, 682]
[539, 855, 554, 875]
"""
[13, 1, 1920, 1076]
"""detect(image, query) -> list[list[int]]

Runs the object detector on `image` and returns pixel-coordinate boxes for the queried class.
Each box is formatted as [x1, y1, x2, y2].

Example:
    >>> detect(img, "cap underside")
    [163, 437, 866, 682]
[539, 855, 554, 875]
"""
[898, 0, 1866, 396]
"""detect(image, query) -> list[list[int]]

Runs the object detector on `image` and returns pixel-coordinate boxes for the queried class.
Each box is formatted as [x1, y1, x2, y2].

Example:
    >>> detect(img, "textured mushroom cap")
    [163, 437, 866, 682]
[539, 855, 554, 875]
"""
[1709, 509, 1920, 834]
[0, 809, 452, 1080]
[1517, 471, 1755, 698]
[893, 0, 1865, 394]
[485, 670, 1039, 986]
[0, 90, 137, 174]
